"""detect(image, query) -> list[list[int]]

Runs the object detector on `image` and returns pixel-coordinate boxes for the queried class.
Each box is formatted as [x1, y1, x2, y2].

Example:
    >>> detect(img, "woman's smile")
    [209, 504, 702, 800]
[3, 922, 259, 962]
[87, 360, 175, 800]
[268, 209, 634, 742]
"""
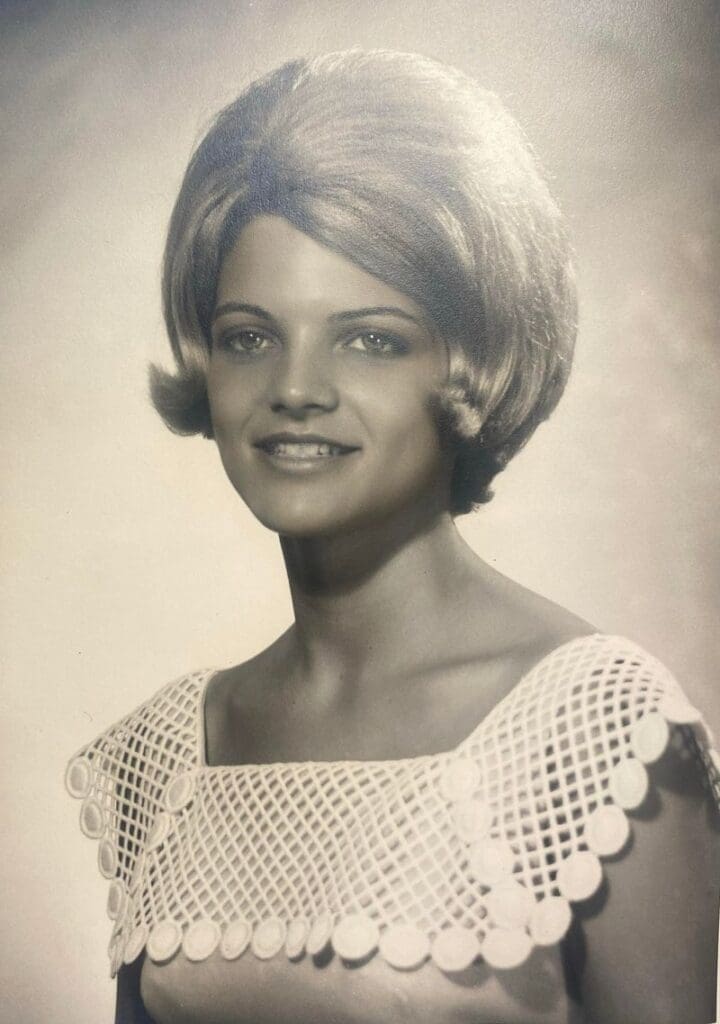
[253, 431, 362, 470]
[207, 215, 452, 537]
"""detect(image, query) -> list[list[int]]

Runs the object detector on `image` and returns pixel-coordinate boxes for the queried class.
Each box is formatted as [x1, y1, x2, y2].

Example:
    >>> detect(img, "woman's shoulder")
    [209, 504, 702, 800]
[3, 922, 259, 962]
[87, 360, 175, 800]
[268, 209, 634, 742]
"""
[470, 628, 719, 791]
[459, 570, 712, 758]
[516, 629, 716, 745]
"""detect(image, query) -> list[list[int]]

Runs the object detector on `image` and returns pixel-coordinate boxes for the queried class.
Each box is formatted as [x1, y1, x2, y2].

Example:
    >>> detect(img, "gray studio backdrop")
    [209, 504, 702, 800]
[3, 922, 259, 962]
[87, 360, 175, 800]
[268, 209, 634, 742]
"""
[2, 2, 718, 1021]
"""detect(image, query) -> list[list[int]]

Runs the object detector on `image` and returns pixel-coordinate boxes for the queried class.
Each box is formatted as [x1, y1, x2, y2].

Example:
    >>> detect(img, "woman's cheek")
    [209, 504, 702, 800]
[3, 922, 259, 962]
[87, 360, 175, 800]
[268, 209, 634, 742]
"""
[208, 376, 254, 442]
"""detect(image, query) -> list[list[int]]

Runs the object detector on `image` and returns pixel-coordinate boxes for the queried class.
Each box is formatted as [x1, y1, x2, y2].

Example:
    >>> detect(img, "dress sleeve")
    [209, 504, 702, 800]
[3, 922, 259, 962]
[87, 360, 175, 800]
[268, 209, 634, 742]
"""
[65, 670, 206, 976]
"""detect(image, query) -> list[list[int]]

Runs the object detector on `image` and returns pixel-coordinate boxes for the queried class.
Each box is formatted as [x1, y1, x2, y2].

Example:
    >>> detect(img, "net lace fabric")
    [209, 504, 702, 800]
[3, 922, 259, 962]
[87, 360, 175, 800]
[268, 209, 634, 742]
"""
[66, 634, 720, 976]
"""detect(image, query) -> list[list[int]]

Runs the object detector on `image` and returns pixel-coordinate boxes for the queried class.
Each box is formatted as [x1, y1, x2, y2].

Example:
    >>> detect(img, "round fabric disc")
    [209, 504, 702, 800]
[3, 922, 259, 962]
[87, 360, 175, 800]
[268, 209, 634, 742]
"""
[183, 919, 221, 962]
[220, 919, 252, 960]
[609, 758, 649, 810]
[123, 924, 149, 965]
[485, 880, 535, 930]
[306, 913, 334, 957]
[251, 917, 287, 960]
[65, 756, 92, 799]
[80, 797, 105, 839]
[379, 924, 430, 970]
[658, 694, 702, 726]
[109, 938, 124, 979]
[431, 926, 480, 972]
[98, 839, 117, 879]
[106, 880, 125, 921]
[332, 913, 379, 961]
[146, 811, 171, 852]
[631, 712, 669, 764]
[440, 758, 480, 802]
[585, 804, 630, 857]
[469, 839, 516, 886]
[556, 851, 603, 902]
[529, 896, 572, 946]
[164, 772, 196, 813]
[109, 915, 125, 948]
[285, 918, 309, 960]
[481, 927, 533, 970]
[147, 920, 182, 964]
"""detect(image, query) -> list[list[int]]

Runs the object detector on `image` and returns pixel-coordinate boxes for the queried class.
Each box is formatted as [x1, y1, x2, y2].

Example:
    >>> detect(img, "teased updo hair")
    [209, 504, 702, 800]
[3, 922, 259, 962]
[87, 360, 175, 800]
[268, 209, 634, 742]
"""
[152, 49, 577, 514]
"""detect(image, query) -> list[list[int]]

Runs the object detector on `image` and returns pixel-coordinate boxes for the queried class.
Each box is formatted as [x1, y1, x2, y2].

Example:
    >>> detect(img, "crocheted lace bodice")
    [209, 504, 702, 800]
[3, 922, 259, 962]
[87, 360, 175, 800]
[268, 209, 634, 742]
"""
[66, 634, 720, 977]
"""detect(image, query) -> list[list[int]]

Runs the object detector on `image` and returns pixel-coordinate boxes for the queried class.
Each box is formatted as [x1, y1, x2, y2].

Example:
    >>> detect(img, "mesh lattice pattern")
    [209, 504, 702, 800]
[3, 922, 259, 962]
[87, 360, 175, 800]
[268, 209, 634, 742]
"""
[66, 634, 720, 975]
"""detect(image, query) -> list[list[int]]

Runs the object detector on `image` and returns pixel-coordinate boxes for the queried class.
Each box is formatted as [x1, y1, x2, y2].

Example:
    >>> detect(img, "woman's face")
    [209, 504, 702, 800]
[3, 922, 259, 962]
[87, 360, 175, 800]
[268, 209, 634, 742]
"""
[207, 215, 452, 538]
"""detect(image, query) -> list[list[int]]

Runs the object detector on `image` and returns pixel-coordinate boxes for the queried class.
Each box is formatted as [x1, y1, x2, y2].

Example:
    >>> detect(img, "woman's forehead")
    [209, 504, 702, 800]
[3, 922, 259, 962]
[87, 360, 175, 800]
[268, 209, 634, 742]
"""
[215, 215, 429, 325]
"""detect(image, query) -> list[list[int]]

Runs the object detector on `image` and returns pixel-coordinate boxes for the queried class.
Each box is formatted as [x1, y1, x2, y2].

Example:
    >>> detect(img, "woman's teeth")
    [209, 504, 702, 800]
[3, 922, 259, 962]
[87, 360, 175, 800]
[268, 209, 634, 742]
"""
[266, 442, 346, 458]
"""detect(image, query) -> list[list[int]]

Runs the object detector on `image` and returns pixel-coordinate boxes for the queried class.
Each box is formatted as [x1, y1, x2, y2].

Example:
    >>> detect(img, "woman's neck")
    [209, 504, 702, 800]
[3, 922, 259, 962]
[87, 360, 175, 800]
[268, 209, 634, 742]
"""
[279, 507, 483, 700]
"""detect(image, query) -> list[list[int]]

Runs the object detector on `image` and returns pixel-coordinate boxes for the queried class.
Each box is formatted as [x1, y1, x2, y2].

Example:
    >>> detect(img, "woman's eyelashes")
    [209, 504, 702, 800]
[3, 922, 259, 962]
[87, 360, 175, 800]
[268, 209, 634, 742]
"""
[342, 330, 409, 357]
[213, 326, 411, 359]
[214, 327, 278, 356]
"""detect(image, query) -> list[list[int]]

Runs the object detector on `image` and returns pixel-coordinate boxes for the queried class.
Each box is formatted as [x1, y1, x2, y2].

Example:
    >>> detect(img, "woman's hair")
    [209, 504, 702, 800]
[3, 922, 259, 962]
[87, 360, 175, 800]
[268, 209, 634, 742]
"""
[152, 49, 577, 514]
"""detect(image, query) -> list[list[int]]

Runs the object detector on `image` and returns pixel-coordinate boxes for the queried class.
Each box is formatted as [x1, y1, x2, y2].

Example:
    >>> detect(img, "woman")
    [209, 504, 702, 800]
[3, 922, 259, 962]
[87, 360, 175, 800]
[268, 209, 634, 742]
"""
[66, 50, 719, 1024]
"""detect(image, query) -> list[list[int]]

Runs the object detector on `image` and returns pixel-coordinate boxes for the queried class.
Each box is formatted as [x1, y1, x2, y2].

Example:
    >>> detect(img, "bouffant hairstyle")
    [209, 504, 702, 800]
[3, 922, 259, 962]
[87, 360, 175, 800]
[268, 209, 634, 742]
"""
[152, 49, 577, 515]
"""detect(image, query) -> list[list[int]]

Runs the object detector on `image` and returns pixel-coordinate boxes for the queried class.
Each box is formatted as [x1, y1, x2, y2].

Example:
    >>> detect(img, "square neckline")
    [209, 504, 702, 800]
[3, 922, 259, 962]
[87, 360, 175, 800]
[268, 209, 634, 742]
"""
[195, 630, 604, 771]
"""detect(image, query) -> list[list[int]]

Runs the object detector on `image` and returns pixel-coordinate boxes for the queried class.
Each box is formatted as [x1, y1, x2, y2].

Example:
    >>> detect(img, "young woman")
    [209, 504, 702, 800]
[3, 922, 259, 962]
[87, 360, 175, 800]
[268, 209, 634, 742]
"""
[66, 50, 719, 1024]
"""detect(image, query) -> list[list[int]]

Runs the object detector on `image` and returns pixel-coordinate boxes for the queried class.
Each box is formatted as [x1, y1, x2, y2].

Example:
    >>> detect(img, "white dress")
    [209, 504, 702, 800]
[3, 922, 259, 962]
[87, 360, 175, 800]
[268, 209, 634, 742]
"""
[66, 633, 720, 1010]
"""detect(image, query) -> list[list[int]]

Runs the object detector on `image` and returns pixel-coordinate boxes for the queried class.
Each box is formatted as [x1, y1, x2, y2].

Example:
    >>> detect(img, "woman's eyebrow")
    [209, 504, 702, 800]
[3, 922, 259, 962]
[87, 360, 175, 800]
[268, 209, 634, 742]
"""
[213, 303, 424, 326]
[329, 306, 421, 325]
[213, 302, 272, 322]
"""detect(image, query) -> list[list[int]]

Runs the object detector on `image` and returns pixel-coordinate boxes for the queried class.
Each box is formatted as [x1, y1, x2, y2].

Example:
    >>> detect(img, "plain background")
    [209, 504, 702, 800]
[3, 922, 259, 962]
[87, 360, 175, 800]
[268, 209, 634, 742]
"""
[2, 1, 719, 1021]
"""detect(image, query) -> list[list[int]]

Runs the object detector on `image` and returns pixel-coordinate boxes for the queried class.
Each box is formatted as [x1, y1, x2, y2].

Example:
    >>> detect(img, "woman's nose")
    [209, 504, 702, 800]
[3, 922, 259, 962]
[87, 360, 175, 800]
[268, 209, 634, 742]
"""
[268, 345, 339, 416]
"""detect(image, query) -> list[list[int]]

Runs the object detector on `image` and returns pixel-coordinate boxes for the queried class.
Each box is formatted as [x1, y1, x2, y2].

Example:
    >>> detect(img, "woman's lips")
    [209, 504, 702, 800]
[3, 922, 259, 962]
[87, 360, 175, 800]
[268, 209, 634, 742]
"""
[253, 434, 361, 466]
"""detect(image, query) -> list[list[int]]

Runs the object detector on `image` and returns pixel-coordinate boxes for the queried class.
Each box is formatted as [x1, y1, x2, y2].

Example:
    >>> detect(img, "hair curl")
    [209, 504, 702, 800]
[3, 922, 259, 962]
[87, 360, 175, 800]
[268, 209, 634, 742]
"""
[151, 49, 577, 515]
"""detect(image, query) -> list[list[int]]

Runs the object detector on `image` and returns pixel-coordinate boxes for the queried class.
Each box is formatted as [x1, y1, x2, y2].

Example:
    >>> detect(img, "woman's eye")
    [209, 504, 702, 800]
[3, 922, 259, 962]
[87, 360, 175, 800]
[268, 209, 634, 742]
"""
[216, 329, 276, 355]
[344, 331, 408, 356]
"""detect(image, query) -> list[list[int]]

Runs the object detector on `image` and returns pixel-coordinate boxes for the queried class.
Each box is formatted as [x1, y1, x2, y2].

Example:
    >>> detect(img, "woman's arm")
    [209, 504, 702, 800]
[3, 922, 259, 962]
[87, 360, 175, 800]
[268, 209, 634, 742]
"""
[575, 732, 719, 1024]
[115, 958, 156, 1024]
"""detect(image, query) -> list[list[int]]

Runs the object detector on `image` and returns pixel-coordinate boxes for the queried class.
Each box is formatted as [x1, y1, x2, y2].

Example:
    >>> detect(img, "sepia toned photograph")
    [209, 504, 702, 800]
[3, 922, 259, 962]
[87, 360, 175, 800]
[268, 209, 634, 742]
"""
[2, 2, 719, 1022]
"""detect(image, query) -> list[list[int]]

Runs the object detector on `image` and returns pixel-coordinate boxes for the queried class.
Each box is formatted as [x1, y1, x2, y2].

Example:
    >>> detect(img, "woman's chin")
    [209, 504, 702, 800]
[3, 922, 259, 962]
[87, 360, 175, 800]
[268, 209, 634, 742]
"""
[246, 499, 362, 540]
[243, 488, 421, 541]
